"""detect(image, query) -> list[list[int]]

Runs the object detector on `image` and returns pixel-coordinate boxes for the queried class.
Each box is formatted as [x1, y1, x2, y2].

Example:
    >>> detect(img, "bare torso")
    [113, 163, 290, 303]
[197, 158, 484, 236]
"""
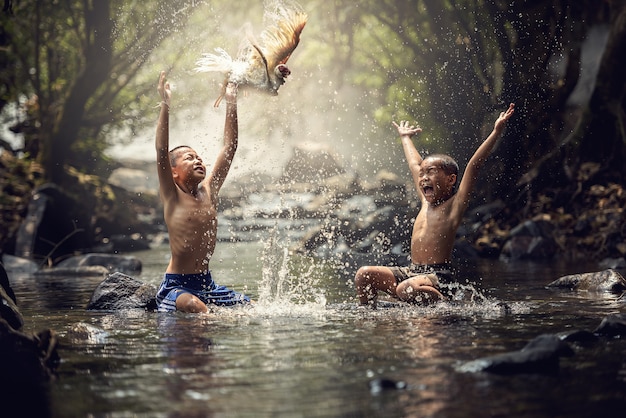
[410, 196, 460, 265]
[164, 185, 217, 274]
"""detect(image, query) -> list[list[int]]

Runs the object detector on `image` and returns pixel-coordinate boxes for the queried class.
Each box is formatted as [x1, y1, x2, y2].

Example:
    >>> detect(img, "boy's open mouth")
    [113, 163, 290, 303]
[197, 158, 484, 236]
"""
[422, 185, 434, 196]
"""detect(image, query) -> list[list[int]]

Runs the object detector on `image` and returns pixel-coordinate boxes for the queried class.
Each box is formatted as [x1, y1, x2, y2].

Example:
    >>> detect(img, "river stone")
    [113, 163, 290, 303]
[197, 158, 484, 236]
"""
[66, 322, 109, 344]
[593, 313, 626, 337]
[0, 263, 23, 330]
[457, 334, 574, 375]
[546, 269, 626, 293]
[87, 272, 157, 311]
[56, 253, 142, 275]
[557, 329, 599, 346]
[1, 254, 39, 275]
[0, 318, 59, 382]
[34, 265, 109, 277]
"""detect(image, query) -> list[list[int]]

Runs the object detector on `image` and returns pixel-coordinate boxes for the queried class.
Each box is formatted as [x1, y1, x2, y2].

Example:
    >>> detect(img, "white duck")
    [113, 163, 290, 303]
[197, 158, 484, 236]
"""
[195, 1, 307, 107]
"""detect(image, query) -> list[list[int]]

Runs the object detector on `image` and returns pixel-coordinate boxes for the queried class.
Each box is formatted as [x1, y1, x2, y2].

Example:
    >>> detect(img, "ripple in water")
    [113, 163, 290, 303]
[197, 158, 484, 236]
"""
[215, 227, 532, 322]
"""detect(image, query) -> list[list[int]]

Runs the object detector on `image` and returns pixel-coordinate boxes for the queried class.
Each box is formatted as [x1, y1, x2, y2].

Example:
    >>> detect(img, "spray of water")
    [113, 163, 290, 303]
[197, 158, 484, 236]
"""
[254, 225, 327, 317]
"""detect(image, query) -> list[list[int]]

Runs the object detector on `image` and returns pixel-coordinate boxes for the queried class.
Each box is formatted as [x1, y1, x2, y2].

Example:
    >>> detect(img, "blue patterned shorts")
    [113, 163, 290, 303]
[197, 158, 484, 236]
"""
[155, 272, 250, 312]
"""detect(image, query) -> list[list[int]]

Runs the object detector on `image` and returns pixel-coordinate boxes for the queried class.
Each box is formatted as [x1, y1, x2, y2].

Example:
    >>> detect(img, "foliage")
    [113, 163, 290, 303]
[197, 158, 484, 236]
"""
[0, 152, 44, 252]
[0, 0, 203, 181]
[337, 0, 619, 203]
[1, 0, 626, 259]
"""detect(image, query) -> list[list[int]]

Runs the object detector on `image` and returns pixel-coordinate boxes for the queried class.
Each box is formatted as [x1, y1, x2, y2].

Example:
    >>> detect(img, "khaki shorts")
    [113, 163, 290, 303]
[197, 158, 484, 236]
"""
[389, 263, 454, 288]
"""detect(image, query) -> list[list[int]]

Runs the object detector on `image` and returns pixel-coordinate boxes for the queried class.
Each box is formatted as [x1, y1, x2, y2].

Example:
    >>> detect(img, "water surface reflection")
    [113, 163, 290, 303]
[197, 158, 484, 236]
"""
[8, 242, 626, 417]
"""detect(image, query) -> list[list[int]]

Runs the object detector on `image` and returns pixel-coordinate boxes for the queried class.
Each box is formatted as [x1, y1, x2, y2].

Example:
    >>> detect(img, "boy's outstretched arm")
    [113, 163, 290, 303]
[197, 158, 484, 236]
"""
[155, 71, 177, 203]
[456, 103, 515, 203]
[393, 120, 424, 193]
[209, 82, 238, 199]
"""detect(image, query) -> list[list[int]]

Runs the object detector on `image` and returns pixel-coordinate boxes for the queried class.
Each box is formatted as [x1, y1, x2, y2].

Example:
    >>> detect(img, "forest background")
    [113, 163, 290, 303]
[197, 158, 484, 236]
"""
[1, 0, 625, 263]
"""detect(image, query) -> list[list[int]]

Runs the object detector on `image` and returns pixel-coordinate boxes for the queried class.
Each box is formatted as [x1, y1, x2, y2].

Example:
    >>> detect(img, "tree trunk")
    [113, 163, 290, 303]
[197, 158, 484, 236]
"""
[576, 2, 626, 176]
[40, 1, 112, 183]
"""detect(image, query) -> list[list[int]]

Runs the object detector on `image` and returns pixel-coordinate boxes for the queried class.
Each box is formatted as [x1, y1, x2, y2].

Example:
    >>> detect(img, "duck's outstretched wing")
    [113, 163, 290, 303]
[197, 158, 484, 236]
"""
[257, 2, 307, 72]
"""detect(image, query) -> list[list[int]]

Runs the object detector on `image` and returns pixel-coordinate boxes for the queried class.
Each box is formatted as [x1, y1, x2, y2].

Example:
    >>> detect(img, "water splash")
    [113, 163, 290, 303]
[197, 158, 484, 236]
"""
[255, 225, 327, 317]
[430, 279, 532, 318]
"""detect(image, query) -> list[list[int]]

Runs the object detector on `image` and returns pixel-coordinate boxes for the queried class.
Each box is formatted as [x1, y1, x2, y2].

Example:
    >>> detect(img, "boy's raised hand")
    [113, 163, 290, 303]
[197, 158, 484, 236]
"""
[393, 120, 422, 138]
[494, 103, 515, 132]
[157, 71, 171, 107]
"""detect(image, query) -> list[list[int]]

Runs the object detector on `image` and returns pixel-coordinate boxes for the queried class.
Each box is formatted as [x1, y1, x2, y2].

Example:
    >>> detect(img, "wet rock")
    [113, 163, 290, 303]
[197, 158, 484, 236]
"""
[34, 265, 109, 278]
[557, 329, 599, 346]
[1, 254, 39, 275]
[458, 334, 574, 375]
[501, 220, 557, 260]
[593, 313, 626, 337]
[65, 322, 109, 344]
[56, 253, 142, 276]
[546, 269, 626, 293]
[87, 272, 157, 311]
[0, 318, 59, 383]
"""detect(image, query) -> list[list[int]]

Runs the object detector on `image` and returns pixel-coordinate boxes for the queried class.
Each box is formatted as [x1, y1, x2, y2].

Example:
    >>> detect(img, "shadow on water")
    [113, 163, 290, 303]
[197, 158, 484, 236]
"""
[8, 240, 626, 417]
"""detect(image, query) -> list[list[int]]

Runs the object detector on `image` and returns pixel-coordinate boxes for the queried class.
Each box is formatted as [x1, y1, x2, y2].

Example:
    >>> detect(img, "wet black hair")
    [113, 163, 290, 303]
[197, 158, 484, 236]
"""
[169, 145, 193, 167]
[423, 154, 459, 184]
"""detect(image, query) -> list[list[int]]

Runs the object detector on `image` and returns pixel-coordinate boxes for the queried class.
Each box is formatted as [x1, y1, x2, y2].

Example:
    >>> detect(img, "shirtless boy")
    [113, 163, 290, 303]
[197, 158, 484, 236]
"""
[355, 103, 515, 307]
[154, 71, 250, 313]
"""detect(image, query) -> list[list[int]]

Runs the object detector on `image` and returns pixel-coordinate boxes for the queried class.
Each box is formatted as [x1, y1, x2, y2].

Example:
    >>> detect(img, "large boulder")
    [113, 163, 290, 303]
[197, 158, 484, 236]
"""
[546, 269, 626, 293]
[87, 272, 157, 311]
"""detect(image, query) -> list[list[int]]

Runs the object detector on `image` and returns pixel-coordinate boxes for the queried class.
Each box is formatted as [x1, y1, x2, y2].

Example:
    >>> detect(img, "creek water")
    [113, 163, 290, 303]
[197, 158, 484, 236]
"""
[10, 240, 626, 417]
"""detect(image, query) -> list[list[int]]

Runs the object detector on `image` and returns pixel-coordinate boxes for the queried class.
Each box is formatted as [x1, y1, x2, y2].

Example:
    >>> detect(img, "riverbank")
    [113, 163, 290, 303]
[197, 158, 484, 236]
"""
[1, 151, 625, 270]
